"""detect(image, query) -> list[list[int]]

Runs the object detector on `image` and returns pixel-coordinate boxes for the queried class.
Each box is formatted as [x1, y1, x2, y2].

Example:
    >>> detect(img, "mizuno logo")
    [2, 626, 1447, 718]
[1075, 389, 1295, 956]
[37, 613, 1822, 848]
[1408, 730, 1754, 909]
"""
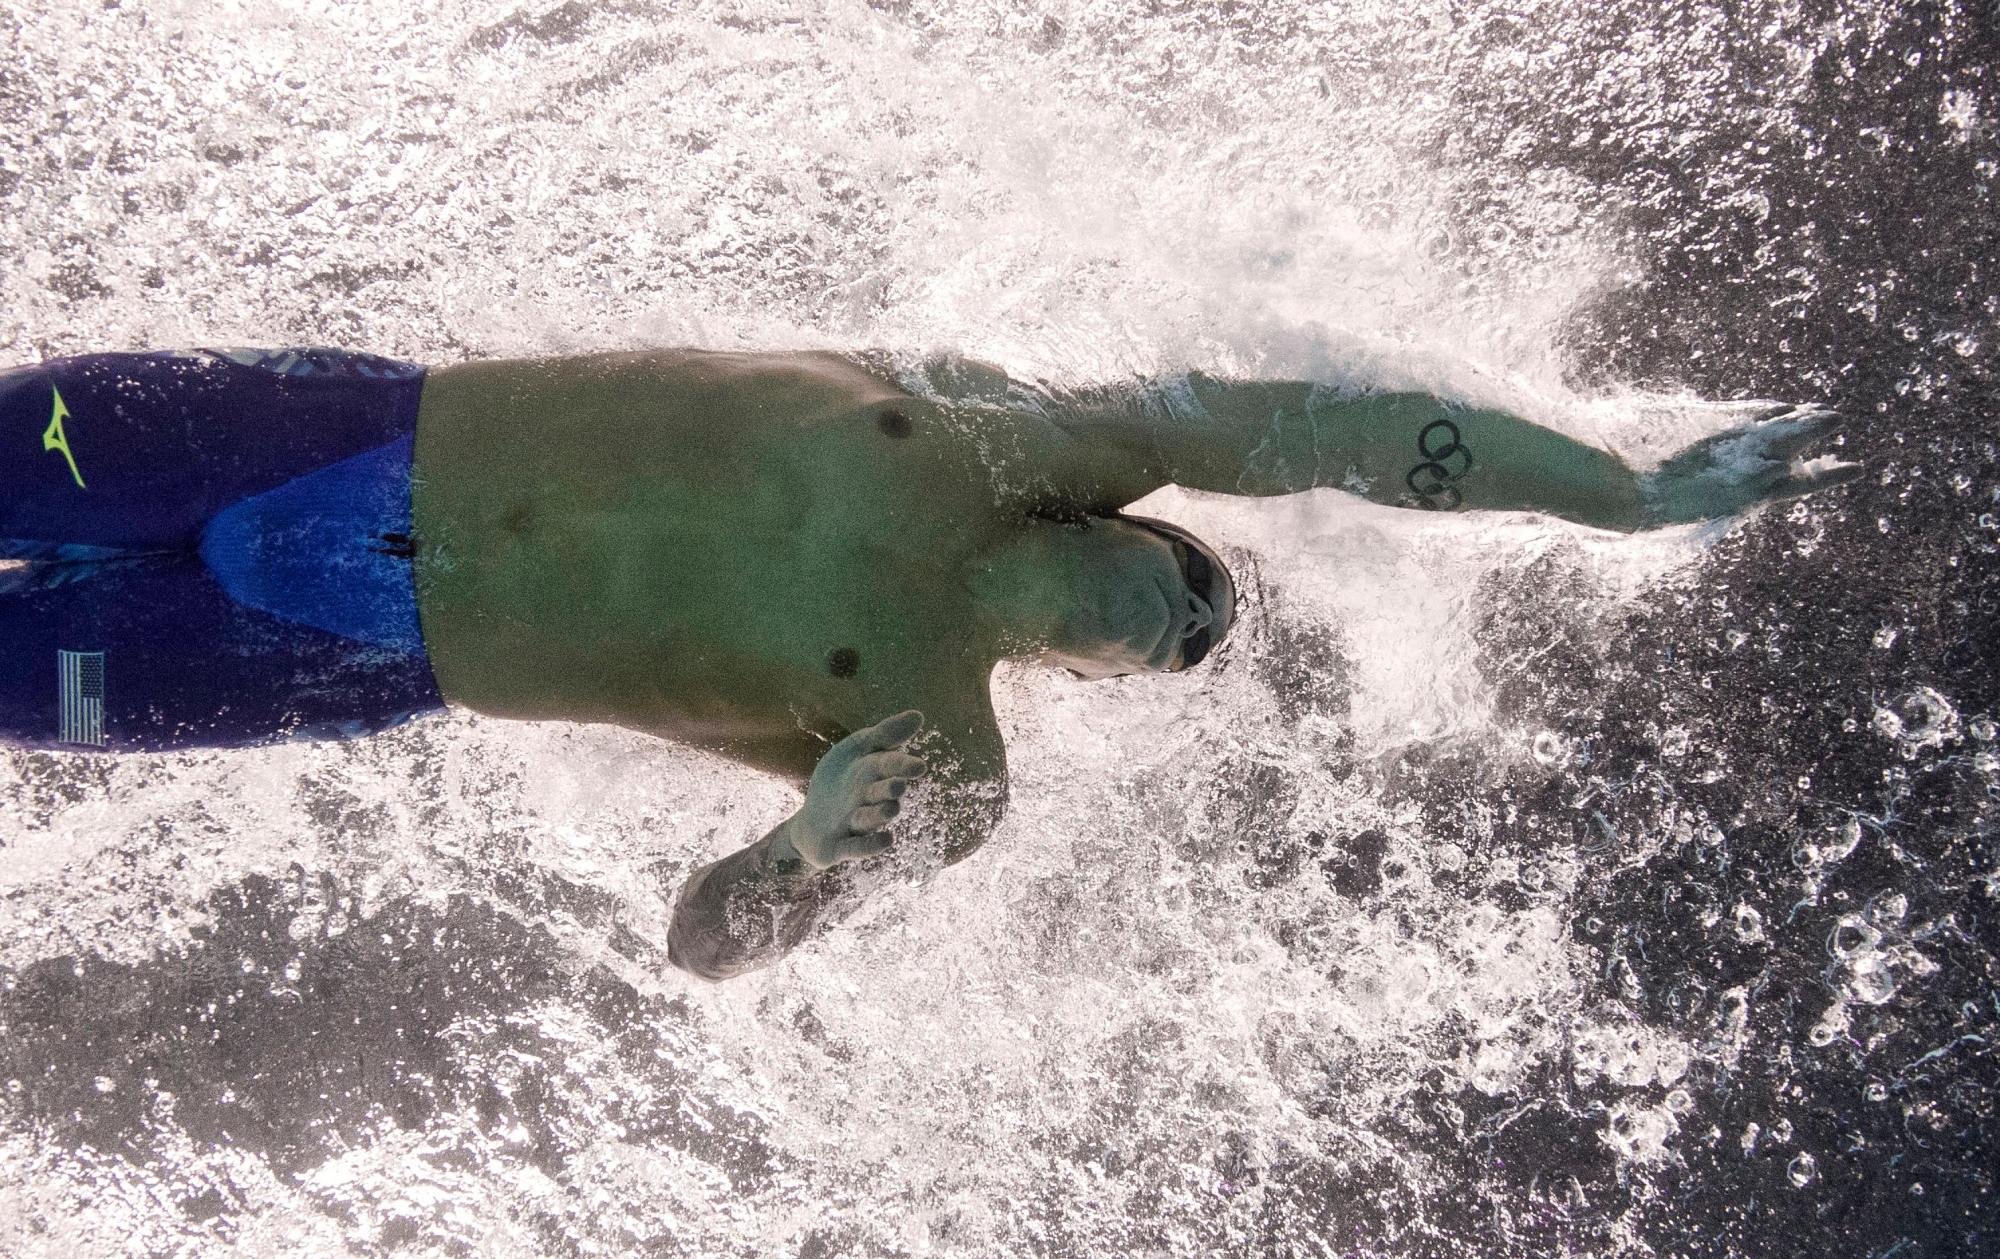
[43, 386, 84, 488]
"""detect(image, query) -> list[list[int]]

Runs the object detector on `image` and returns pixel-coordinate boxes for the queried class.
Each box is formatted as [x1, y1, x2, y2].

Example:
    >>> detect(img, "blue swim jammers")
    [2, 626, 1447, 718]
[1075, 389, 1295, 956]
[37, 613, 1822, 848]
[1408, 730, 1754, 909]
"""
[0, 348, 446, 752]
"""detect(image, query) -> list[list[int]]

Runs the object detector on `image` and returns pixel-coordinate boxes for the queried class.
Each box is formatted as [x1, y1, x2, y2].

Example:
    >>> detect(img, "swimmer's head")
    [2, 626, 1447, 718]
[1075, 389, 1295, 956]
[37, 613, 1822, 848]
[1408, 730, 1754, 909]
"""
[1123, 514, 1236, 668]
[1038, 515, 1237, 680]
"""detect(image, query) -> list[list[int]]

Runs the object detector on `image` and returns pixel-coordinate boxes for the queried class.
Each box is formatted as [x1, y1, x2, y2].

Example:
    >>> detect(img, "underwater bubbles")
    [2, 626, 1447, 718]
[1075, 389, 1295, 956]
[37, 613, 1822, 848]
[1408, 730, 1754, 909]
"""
[1735, 903, 1767, 943]
[1822, 816, 1863, 863]
[1532, 730, 1574, 767]
[1789, 1151, 1819, 1188]
[1844, 955, 1899, 1006]
[1808, 1003, 1851, 1047]
[1603, 1101, 1680, 1167]
[1872, 686, 1962, 757]
[1830, 913, 1884, 959]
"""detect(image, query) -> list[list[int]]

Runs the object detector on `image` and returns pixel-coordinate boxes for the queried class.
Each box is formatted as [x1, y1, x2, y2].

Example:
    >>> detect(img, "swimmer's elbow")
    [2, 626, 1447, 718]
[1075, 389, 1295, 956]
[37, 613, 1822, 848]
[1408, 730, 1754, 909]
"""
[664, 831, 841, 982]
[925, 778, 1009, 869]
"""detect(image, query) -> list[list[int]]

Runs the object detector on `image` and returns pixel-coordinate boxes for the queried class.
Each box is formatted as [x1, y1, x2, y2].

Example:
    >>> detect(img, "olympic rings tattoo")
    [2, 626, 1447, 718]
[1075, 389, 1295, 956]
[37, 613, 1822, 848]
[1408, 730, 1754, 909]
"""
[1406, 419, 1473, 510]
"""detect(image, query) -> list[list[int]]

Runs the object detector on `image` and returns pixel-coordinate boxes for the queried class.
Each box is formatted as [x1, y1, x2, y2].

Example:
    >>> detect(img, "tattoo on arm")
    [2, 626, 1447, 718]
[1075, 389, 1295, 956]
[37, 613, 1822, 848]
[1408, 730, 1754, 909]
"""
[1404, 419, 1473, 511]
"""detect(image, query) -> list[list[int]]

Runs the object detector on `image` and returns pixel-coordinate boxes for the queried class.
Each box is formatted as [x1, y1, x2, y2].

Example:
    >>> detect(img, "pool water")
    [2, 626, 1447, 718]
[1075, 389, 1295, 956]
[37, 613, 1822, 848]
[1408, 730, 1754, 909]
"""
[0, 1, 1993, 1254]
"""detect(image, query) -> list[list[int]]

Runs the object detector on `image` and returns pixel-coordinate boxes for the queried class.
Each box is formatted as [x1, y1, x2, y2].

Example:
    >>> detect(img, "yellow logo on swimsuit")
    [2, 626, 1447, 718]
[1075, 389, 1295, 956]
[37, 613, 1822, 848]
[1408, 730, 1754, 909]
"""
[42, 386, 84, 488]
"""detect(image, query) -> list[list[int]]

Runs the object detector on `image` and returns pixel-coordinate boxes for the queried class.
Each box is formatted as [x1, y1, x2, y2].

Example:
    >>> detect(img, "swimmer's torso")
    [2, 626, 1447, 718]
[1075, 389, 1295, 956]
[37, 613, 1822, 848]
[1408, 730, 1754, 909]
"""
[412, 350, 1060, 784]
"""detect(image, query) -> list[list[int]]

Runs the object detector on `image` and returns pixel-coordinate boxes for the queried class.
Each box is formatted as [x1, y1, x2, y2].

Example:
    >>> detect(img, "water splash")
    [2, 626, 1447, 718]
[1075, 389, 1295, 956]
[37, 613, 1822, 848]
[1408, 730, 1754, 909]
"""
[1, 0, 1993, 1255]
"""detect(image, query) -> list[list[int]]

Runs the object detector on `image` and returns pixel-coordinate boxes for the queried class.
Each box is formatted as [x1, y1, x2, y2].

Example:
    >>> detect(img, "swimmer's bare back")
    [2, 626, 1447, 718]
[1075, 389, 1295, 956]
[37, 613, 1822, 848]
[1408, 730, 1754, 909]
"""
[410, 349, 1855, 979]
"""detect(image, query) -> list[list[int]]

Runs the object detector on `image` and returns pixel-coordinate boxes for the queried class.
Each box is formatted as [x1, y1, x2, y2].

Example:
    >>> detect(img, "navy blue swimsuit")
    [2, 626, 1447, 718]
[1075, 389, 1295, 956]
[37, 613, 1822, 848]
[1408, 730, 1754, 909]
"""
[0, 348, 446, 752]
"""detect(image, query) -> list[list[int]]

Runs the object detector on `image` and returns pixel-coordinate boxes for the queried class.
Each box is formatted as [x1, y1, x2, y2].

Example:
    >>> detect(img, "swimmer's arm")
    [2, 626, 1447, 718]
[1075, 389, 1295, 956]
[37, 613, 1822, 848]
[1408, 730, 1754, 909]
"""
[667, 710, 1007, 981]
[1046, 375, 1853, 531]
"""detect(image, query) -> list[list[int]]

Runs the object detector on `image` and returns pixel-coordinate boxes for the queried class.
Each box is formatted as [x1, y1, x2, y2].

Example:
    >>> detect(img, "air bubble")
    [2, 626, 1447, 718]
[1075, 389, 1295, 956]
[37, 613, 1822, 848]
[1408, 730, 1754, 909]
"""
[1788, 1151, 1818, 1188]
[1875, 687, 1962, 753]
[1611, 956, 1642, 1001]
[1821, 817, 1862, 862]
[1531, 731, 1572, 766]
[1734, 904, 1765, 943]
[1603, 1102, 1680, 1166]
[1808, 1004, 1848, 1046]
[1830, 914, 1882, 958]
[1866, 1081, 1890, 1102]
[1844, 955, 1897, 1005]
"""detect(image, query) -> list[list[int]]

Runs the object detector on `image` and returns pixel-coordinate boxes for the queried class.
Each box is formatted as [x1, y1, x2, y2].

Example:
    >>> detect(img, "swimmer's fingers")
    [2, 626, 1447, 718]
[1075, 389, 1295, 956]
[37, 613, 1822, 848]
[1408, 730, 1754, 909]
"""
[1770, 453, 1866, 498]
[1736, 400, 1811, 426]
[847, 801, 902, 834]
[843, 756, 925, 837]
[795, 716, 926, 866]
[1740, 410, 1860, 498]
[859, 777, 910, 805]
[858, 709, 924, 752]
[856, 750, 927, 784]
[1757, 406, 1838, 463]
[1645, 408, 1856, 524]
[1661, 414, 1825, 483]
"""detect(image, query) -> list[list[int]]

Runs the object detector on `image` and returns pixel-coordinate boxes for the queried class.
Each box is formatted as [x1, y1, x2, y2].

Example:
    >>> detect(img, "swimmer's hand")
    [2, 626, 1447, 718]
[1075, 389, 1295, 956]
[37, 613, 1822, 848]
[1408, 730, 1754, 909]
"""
[1640, 405, 1862, 526]
[775, 711, 929, 870]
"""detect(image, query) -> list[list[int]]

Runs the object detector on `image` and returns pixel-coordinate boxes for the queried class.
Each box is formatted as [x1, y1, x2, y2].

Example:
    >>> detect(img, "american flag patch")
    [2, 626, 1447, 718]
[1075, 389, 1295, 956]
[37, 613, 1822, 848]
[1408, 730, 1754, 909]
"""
[58, 650, 105, 746]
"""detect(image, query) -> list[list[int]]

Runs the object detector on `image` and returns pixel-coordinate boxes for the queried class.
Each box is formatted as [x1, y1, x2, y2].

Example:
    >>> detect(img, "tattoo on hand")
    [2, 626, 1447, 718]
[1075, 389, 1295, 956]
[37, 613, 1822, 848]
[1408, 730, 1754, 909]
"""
[1406, 419, 1472, 510]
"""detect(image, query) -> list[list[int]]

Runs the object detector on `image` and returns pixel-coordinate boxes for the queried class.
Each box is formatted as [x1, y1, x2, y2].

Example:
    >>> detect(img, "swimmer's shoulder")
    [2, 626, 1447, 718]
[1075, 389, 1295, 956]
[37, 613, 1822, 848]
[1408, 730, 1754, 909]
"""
[419, 348, 902, 433]
[416, 346, 1164, 513]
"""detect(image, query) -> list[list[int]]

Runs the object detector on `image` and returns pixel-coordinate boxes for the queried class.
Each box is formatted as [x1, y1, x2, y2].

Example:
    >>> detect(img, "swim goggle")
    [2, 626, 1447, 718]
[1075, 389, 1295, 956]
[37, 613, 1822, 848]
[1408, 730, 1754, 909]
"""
[1121, 515, 1237, 671]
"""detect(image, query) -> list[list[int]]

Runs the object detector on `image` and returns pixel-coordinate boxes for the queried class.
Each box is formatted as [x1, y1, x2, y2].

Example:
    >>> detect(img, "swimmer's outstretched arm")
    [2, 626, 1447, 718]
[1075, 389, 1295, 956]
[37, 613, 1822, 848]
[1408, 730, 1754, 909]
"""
[1036, 374, 1856, 529]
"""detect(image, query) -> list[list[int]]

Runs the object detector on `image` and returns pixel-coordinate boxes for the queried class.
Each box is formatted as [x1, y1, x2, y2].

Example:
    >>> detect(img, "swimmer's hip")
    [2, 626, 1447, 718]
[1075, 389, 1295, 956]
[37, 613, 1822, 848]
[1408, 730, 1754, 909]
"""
[0, 348, 444, 751]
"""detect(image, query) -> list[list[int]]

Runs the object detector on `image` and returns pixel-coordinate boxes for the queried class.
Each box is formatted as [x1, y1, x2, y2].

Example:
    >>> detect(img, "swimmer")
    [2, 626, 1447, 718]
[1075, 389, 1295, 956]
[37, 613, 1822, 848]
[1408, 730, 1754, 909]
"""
[0, 347, 1854, 978]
